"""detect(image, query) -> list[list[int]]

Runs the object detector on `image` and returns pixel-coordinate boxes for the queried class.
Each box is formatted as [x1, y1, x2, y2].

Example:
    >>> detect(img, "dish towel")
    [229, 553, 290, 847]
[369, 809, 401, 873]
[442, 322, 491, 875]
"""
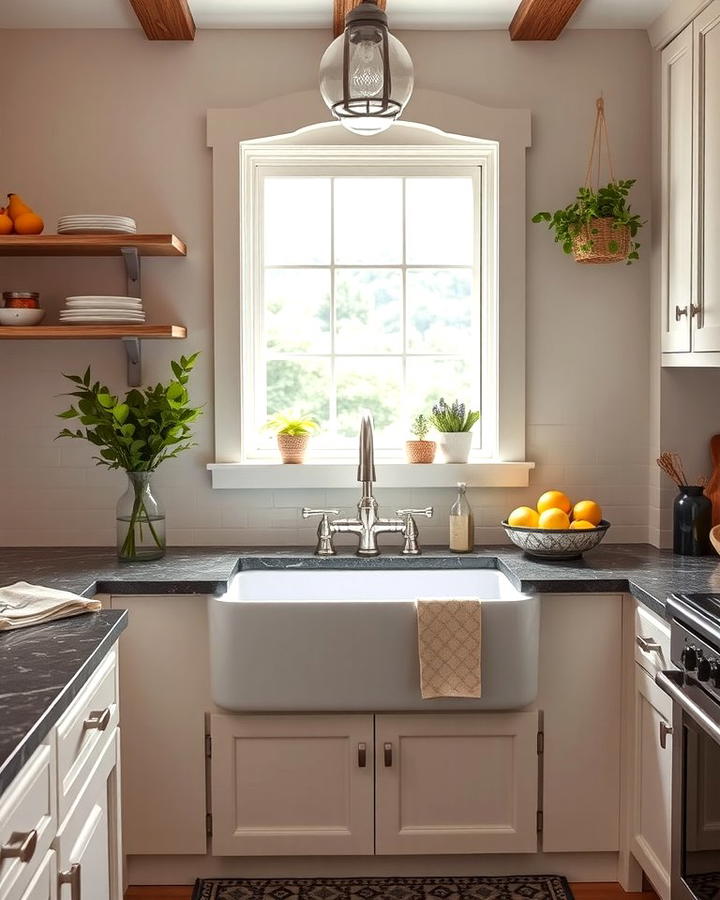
[416, 597, 482, 699]
[0, 582, 102, 631]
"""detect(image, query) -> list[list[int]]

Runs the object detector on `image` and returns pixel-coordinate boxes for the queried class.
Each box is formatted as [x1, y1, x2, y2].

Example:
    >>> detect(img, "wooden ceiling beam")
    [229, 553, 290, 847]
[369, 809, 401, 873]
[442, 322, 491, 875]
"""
[334, 0, 387, 38]
[509, 0, 584, 41]
[128, 0, 196, 40]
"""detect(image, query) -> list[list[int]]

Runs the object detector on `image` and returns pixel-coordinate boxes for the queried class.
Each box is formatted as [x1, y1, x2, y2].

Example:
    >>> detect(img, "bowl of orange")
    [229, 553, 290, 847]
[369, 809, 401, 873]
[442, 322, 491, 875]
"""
[502, 491, 610, 560]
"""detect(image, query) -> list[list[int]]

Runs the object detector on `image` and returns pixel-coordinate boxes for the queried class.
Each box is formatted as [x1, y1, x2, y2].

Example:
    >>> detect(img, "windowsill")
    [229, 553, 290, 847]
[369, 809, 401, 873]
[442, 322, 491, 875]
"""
[207, 460, 535, 489]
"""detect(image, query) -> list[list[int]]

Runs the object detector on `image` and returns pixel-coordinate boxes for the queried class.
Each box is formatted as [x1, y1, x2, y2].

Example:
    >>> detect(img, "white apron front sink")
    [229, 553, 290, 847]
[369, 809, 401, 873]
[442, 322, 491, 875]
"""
[209, 568, 539, 712]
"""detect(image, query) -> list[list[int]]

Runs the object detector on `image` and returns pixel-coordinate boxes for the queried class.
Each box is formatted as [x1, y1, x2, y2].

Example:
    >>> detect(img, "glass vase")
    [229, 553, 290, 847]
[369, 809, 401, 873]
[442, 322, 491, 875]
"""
[116, 472, 166, 562]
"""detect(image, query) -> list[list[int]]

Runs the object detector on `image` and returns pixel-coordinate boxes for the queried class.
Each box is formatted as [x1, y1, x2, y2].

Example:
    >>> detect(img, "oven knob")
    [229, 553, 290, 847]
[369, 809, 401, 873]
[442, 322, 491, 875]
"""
[682, 645, 699, 670]
[698, 656, 712, 681]
[711, 661, 720, 688]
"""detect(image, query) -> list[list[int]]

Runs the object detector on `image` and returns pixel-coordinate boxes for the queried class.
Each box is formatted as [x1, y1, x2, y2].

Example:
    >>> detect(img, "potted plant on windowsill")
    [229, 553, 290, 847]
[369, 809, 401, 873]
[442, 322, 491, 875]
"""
[264, 412, 319, 464]
[405, 414, 436, 464]
[532, 180, 644, 265]
[55, 354, 202, 563]
[430, 398, 480, 464]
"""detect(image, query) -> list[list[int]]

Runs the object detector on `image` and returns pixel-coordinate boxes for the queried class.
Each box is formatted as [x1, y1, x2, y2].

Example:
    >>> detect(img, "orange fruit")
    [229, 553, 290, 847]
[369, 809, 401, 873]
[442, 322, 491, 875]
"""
[538, 508, 571, 530]
[508, 506, 539, 528]
[570, 520, 596, 530]
[572, 499, 602, 526]
[0, 213, 12, 235]
[13, 212, 44, 235]
[537, 490, 571, 515]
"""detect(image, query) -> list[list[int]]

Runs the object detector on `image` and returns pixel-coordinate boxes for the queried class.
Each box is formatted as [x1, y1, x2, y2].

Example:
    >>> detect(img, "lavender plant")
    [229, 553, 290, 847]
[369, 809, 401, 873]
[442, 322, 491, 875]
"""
[429, 398, 480, 433]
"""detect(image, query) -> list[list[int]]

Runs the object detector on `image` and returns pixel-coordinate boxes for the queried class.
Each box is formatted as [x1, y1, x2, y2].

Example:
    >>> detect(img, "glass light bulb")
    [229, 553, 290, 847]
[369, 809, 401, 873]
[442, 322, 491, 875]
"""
[351, 40, 383, 98]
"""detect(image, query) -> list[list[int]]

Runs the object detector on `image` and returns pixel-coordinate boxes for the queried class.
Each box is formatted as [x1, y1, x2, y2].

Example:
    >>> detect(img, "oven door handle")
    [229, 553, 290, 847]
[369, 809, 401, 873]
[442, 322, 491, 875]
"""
[656, 669, 720, 744]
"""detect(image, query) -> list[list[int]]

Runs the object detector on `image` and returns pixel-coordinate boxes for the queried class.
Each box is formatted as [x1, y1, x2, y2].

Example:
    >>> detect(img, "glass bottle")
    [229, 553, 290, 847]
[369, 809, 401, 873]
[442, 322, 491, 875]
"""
[116, 471, 166, 562]
[449, 482, 474, 553]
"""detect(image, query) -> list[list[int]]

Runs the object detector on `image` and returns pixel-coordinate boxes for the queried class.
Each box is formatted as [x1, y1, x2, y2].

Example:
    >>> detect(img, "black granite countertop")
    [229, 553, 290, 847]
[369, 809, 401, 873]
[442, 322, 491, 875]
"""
[0, 609, 128, 795]
[2, 544, 720, 620]
[3, 543, 719, 796]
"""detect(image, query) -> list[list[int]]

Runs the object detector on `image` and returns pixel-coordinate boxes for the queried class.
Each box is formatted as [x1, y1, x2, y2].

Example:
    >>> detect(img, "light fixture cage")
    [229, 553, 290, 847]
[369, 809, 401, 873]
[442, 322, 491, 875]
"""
[319, 1, 414, 134]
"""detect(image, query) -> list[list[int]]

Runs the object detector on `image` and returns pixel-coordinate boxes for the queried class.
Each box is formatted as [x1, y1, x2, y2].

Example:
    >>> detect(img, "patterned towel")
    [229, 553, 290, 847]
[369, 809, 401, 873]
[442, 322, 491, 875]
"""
[0, 582, 101, 631]
[416, 597, 482, 698]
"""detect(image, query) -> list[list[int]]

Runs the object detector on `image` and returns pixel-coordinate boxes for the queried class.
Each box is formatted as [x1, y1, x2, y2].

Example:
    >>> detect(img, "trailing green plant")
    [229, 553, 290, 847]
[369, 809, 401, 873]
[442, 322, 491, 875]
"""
[409, 413, 431, 441]
[56, 355, 201, 560]
[263, 412, 319, 437]
[532, 179, 645, 264]
[429, 398, 480, 434]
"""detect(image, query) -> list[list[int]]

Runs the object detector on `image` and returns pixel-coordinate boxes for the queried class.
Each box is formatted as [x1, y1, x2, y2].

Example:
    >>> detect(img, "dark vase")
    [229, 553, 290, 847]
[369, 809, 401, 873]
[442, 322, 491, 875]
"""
[673, 486, 712, 556]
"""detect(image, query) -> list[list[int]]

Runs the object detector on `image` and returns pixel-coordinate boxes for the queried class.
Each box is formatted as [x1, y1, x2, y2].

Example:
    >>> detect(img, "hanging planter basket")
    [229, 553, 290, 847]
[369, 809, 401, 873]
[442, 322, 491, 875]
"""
[533, 97, 645, 266]
[572, 217, 631, 265]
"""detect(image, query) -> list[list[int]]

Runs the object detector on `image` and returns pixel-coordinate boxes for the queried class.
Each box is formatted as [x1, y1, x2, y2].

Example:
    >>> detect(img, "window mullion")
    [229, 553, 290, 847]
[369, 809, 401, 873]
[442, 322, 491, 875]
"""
[330, 178, 338, 443]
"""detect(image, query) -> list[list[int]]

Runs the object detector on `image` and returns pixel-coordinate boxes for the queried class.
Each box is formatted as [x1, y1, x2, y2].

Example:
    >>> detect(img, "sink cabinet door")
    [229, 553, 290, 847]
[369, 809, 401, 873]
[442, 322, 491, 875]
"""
[210, 714, 374, 856]
[374, 712, 539, 854]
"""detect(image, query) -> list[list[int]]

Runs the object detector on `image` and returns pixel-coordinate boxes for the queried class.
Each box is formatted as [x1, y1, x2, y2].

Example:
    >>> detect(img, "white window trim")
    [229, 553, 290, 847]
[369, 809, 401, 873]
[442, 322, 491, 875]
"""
[207, 89, 532, 489]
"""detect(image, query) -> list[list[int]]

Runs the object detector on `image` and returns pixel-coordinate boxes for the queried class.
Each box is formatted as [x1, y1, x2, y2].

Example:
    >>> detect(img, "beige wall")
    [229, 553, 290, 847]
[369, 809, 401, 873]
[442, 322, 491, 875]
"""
[0, 27, 653, 547]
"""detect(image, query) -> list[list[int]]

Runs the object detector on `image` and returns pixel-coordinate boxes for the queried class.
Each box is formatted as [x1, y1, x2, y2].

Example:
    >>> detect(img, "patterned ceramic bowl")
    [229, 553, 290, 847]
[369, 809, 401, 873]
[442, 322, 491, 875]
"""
[501, 520, 611, 560]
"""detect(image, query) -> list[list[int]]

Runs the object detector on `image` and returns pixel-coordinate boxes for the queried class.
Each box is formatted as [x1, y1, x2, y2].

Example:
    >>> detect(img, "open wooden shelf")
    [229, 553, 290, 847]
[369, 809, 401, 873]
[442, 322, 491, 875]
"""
[0, 325, 186, 340]
[0, 234, 186, 257]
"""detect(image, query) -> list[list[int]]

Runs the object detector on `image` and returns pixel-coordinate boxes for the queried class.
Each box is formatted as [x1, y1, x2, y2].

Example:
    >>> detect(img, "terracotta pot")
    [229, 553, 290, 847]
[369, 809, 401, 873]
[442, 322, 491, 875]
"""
[405, 440, 436, 464]
[277, 434, 310, 464]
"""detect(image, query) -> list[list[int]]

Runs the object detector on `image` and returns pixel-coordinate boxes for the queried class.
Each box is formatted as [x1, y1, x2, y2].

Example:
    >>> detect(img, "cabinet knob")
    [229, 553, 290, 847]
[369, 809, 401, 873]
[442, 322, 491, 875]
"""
[0, 829, 37, 864]
[59, 863, 81, 900]
[676, 305, 689, 321]
[659, 720, 673, 750]
[83, 708, 111, 731]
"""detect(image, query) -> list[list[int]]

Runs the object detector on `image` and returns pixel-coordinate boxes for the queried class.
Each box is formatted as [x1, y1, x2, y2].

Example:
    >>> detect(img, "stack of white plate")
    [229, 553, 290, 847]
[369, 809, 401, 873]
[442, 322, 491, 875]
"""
[57, 215, 137, 235]
[60, 296, 145, 325]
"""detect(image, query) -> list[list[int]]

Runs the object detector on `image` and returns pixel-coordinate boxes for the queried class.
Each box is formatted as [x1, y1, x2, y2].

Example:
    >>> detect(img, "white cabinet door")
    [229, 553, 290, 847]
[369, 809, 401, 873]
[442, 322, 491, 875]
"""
[631, 666, 672, 900]
[661, 25, 694, 353]
[55, 731, 120, 900]
[694, 1, 720, 353]
[210, 714, 374, 856]
[375, 712, 539, 855]
[18, 851, 56, 900]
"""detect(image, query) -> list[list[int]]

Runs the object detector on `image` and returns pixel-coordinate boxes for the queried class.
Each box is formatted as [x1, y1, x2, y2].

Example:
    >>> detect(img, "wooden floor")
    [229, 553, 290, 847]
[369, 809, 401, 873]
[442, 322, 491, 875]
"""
[125, 884, 658, 899]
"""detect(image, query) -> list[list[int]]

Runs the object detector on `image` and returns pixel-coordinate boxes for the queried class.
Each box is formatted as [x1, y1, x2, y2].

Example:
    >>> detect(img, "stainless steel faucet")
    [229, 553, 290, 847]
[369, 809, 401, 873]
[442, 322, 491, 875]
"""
[303, 412, 433, 557]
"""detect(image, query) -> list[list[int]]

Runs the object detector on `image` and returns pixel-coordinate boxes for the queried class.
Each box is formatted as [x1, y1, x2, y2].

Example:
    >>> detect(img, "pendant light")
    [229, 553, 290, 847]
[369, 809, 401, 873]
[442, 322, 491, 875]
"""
[319, 0, 414, 136]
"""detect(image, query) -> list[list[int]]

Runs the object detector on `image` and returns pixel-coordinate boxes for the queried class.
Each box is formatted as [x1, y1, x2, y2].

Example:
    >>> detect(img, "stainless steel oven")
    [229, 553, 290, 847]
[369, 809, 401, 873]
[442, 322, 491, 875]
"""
[657, 594, 720, 900]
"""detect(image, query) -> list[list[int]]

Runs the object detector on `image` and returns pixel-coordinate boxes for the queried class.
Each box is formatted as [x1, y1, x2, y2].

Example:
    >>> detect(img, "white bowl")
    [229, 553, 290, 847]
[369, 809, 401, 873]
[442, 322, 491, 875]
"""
[0, 308, 46, 326]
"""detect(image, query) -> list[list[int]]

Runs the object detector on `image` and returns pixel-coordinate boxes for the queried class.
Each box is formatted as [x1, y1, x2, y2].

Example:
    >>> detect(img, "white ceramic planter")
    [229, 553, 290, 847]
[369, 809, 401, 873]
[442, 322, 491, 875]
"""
[437, 431, 473, 463]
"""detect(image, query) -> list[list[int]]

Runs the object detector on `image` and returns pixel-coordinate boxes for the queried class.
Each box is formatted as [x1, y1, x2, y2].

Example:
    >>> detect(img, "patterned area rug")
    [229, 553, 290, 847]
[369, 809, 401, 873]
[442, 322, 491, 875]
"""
[191, 875, 574, 900]
[687, 872, 720, 900]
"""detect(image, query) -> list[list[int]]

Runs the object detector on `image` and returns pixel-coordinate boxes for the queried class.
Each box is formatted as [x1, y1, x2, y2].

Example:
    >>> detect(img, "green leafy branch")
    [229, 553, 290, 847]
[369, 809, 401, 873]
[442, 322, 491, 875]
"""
[532, 179, 645, 264]
[56, 354, 202, 471]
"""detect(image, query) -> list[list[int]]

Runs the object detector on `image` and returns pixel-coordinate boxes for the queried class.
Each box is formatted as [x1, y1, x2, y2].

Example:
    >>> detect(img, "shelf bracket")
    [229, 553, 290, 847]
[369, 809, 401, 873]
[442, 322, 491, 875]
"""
[121, 246, 141, 298]
[122, 337, 142, 387]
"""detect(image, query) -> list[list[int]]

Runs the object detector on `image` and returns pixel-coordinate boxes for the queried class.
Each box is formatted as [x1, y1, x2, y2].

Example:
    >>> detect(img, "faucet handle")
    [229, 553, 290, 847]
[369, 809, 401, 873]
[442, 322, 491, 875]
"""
[302, 508, 340, 519]
[396, 508, 433, 557]
[396, 507, 434, 519]
[302, 508, 339, 557]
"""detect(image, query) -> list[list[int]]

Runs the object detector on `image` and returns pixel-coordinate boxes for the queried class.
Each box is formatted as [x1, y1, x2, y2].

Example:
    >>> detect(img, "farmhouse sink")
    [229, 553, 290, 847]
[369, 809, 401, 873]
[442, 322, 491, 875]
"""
[208, 568, 539, 712]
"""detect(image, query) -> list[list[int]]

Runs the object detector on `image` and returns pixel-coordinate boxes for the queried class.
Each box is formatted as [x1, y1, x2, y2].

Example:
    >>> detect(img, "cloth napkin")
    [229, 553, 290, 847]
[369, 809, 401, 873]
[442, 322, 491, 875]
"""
[416, 597, 482, 699]
[0, 582, 102, 631]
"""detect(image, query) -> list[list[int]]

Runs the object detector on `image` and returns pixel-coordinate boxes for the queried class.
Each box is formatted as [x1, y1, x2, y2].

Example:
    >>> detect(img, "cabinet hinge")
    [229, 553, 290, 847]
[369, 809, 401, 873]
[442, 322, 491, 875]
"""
[537, 810, 543, 833]
[537, 731, 544, 755]
[205, 734, 212, 759]
[206, 813, 213, 837]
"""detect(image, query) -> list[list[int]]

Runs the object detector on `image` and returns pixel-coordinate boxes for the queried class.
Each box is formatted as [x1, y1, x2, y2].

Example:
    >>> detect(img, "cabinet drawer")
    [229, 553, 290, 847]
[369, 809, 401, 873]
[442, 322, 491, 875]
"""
[55, 649, 118, 822]
[634, 604, 671, 676]
[0, 744, 56, 900]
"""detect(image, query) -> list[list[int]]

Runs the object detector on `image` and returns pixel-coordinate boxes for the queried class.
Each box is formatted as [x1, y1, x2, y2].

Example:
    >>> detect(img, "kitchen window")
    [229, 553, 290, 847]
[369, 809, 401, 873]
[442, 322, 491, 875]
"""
[207, 103, 531, 488]
[246, 162, 483, 458]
